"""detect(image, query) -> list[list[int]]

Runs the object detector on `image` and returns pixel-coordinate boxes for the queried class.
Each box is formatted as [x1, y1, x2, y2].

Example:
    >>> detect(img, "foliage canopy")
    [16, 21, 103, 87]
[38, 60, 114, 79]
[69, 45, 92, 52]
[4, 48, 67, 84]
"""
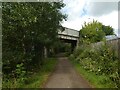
[2, 2, 66, 75]
[79, 20, 114, 44]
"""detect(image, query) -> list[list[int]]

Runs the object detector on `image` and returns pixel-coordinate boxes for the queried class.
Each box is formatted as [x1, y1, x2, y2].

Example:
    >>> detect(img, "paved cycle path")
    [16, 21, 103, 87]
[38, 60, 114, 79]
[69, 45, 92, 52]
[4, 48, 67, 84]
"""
[44, 57, 92, 88]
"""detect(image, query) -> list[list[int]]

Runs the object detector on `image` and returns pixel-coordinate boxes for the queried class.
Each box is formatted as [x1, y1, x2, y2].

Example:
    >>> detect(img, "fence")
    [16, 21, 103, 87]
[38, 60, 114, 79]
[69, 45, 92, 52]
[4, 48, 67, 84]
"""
[90, 38, 120, 52]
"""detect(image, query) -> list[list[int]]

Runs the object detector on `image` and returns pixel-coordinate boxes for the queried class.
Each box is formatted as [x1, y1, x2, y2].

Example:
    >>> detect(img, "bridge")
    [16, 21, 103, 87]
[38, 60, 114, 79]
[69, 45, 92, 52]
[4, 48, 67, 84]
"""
[58, 27, 79, 51]
[58, 27, 120, 52]
[44, 27, 79, 58]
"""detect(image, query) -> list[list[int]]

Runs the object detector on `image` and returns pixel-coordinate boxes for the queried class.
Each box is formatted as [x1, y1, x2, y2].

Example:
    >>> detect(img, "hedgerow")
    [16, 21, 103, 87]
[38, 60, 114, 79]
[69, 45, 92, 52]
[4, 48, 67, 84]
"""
[70, 42, 119, 88]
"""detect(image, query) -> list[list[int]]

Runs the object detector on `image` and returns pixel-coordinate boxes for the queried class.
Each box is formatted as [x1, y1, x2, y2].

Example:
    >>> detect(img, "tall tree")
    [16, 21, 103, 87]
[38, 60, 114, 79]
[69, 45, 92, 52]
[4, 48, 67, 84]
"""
[79, 20, 105, 44]
[102, 25, 115, 35]
[2, 2, 66, 74]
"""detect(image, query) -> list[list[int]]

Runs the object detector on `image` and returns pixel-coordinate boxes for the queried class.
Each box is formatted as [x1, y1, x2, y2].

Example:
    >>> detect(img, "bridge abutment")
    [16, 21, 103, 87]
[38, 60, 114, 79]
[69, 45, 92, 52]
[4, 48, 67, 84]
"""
[71, 41, 76, 52]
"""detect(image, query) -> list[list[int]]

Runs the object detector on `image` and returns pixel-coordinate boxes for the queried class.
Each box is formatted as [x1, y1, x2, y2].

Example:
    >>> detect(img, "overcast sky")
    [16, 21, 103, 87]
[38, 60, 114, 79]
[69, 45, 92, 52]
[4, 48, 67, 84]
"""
[61, 0, 119, 36]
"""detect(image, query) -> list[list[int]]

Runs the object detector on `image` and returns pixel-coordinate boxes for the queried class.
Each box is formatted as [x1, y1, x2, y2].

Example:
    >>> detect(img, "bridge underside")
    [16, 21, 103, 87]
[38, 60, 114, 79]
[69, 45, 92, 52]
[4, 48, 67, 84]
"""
[58, 27, 79, 52]
[59, 38, 77, 52]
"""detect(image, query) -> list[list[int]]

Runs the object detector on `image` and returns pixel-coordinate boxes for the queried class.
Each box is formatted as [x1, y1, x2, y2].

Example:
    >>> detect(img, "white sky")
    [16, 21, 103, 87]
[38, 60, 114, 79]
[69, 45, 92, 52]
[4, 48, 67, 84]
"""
[61, 0, 119, 36]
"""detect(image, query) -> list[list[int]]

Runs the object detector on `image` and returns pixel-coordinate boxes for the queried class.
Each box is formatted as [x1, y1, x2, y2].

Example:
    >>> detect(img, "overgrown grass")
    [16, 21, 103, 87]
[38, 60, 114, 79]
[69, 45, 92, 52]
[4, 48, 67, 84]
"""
[2, 58, 57, 88]
[70, 59, 116, 88]
[69, 41, 120, 88]
[69, 55, 116, 88]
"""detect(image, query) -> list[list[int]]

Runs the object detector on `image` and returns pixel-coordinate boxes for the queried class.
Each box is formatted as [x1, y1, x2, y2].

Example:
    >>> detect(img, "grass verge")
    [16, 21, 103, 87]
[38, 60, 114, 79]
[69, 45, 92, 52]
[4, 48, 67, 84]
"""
[70, 59, 116, 88]
[3, 58, 57, 88]
[24, 58, 57, 88]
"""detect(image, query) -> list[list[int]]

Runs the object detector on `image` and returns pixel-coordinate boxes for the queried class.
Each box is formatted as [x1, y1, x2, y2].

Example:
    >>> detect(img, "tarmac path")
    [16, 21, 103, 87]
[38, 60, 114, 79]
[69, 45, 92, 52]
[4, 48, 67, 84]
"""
[44, 57, 92, 88]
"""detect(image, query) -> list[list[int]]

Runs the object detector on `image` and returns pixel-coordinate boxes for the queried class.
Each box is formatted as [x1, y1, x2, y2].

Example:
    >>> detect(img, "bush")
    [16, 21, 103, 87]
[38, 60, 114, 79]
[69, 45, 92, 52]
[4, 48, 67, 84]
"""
[69, 54, 75, 61]
[70, 42, 119, 88]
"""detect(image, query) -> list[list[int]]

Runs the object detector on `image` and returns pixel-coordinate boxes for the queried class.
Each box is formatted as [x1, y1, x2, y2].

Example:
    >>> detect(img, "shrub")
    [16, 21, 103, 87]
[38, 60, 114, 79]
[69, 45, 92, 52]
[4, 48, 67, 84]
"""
[71, 42, 119, 88]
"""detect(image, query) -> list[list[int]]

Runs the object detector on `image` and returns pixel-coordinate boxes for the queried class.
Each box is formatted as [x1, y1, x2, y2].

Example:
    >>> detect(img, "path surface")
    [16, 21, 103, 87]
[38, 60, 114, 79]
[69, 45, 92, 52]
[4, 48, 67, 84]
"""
[44, 57, 92, 88]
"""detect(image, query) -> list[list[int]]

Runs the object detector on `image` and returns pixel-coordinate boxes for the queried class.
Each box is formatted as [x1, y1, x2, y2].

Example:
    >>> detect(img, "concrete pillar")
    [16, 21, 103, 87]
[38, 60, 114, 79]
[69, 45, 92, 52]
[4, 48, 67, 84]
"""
[71, 41, 76, 52]
[76, 39, 79, 48]
[44, 46, 47, 58]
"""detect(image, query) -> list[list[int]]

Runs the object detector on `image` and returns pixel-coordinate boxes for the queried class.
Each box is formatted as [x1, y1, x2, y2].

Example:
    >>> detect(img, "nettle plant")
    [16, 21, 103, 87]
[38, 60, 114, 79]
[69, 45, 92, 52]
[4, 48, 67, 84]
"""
[15, 63, 26, 83]
[73, 42, 119, 87]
